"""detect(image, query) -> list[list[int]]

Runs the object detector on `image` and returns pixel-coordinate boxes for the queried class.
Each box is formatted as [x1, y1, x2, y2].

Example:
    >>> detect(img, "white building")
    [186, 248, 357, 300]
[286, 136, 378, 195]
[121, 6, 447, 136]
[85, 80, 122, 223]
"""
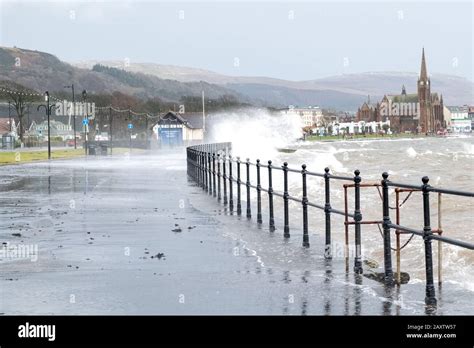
[444, 106, 471, 133]
[282, 106, 323, 128]
[29, 120, 74, 140]
[312, 120, 391, 136]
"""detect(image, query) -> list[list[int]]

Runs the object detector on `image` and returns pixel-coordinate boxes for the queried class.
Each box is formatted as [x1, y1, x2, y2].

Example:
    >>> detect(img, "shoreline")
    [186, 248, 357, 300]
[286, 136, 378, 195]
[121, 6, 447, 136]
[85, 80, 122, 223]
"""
[305, 133, 472, 143]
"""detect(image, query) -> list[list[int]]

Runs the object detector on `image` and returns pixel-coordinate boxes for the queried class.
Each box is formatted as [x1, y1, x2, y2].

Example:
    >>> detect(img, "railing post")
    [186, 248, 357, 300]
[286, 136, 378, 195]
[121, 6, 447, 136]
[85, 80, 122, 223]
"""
[217, 153, 222, 202]
[301, 164, 310, 247]
[196, 150, 199, 182]
[395, 189, 401, 285]
[324, 167, 331, 258]
[223, 154, 228, 205]
[283, 162, 290, 238]
[191, 149, 194, 179]
[202, 150, 206, 188]
[344, 185, 349, 272]
[268, 160, 275, 232]
[381, 172, 394, 285]
[256, 159, 263, 224]
[229, 156, 234, 212]
[199, 149, 207, 190]
[246, 158, 251, 219]
[236, 157, 242, 215]
[186, 148, 189, 176]
[212, 153, 216, 198]
[188, 148, 192, 178]
[195, 150, 198, 181]
[186, 149, 190, 175]
[193, 149, 196, 181]
[437, 192, 442, 285]
[196, 150, 200, 184]
[208, 152, 212, 195]
[353, 169, 363, 274]
[194, 149, 197, 181]
[422, 176, 437, 306]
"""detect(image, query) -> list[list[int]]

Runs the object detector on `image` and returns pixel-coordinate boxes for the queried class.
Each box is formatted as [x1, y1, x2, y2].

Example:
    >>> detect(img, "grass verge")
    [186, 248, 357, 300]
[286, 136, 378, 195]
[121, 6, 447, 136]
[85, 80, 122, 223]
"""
[0, 147, 145, 165]
[0, 149, 85, 165]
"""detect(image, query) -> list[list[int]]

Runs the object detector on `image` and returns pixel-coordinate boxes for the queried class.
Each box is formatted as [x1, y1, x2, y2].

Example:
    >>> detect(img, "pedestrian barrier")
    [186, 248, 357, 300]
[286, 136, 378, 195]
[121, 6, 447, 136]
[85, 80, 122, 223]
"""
[186, 142, 474, 306]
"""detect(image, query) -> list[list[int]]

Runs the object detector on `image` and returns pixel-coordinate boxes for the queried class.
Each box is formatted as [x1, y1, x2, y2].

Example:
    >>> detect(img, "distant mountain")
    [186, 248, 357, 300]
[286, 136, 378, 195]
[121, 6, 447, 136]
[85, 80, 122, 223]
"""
[75, 60, 474, 109]
[0, 47, 247, 104]
[301, 72, 473, 106]
[1, 47, 471, 111]
[225, 83, 368, 110]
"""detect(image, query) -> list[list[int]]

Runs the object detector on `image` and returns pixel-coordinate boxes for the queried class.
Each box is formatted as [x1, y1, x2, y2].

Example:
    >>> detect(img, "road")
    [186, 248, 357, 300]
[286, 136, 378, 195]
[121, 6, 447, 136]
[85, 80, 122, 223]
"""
[0, 149, 472, 315]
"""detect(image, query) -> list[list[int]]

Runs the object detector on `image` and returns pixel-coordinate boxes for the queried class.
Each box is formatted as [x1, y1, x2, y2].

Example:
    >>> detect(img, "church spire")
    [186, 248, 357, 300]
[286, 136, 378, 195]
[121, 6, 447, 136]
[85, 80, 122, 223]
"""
[420, 47, 428, 80]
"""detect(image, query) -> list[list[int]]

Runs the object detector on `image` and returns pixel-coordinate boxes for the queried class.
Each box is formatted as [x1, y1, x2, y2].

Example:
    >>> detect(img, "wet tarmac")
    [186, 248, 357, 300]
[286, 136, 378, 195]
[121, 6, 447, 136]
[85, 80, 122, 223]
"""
[0, 149, 472, 315]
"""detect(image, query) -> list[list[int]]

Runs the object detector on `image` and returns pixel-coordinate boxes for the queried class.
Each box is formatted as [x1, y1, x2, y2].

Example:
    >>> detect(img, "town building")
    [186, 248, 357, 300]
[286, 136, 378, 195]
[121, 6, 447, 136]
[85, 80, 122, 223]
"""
[356, 49, 444, 133]
[28, 120, 74, 140]
[282, 106, 323, 128]
[0, 118, 17, 149]
[444, 105, 471, 133]
[312, 120, 391, 136]
[152, 111, 204, 146]
[469, 106, 474, 130]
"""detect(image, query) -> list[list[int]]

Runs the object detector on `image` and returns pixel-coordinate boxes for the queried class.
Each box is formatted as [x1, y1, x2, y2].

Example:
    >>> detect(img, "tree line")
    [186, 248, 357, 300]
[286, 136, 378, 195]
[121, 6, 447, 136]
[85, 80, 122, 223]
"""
[0, 80, 251, 142]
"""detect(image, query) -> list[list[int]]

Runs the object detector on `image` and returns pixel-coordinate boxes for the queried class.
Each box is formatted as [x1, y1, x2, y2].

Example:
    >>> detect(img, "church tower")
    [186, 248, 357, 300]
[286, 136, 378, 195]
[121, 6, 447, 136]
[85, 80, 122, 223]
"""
[417, 48, 432, 133]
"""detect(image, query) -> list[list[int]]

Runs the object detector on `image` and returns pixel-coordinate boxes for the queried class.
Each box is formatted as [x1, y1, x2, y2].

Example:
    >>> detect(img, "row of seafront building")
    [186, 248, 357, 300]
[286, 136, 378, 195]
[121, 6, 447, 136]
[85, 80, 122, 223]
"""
[283, 104, 473, 137]
[281, 106, 392, 136]
[283, 50, 473, 136]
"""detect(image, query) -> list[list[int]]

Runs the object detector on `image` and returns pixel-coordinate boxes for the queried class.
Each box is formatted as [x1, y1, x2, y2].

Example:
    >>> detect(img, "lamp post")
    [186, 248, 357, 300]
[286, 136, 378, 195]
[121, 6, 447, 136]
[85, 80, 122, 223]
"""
[109, 106, 113, 155]
[37, 91, 53, 160]
[128, 108, 132, 154]
[8, 100, 11, 132]
[82, 90, 87, 155]
[64, 84, 76, 149]
[8, 101, 12, 150]
[145, 114, 149, 149]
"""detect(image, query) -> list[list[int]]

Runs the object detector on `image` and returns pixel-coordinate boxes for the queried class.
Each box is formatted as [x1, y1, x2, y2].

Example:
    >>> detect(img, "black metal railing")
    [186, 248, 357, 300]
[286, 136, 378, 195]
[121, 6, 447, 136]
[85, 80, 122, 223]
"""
[381, 173, 474, 306]
[186, 142, 474, 306]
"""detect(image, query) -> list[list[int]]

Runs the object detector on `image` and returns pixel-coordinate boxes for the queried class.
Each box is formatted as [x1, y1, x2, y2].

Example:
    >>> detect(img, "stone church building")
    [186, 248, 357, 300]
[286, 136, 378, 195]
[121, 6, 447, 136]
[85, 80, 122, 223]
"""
[357, 49, 444, 133]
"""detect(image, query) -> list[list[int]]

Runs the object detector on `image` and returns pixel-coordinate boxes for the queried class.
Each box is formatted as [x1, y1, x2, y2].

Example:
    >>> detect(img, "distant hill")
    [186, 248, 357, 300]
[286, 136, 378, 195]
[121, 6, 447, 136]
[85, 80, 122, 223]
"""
[75, 60, 474, 109]
[0, 47, 247, 104]
[301, 72, 473, 106]
[225, 83, 368, 110]
[1, 47, 471, 111]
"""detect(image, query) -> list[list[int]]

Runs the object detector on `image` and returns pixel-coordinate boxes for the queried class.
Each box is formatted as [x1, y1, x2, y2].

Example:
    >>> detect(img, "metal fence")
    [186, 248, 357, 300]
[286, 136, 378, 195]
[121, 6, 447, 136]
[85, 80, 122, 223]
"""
[186, 142, 474, 306]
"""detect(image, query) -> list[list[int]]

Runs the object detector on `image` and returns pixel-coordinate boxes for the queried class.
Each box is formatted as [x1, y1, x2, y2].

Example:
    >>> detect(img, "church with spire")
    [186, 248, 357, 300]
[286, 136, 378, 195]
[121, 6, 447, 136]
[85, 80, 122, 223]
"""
[357, 48, 444, 133]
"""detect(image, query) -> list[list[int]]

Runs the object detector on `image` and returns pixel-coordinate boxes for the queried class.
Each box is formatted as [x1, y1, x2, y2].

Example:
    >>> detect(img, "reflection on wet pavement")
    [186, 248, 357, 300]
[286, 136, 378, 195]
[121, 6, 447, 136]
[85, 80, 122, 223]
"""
[0, 150, 473, 315]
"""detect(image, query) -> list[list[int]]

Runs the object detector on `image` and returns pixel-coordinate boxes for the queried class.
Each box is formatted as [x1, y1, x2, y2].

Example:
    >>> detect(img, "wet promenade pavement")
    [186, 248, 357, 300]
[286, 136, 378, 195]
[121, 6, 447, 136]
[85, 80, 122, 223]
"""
[0, 149, 472, 315]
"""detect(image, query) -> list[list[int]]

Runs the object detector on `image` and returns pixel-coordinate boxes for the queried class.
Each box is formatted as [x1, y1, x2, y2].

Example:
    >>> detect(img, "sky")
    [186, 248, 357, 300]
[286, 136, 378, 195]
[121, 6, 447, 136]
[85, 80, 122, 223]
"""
[0, 0, 472, 81]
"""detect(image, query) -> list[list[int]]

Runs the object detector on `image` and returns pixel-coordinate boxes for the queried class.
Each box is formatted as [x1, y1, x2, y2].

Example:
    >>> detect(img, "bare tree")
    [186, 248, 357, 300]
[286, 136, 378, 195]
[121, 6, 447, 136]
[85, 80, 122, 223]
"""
[0, 81, 41, 142]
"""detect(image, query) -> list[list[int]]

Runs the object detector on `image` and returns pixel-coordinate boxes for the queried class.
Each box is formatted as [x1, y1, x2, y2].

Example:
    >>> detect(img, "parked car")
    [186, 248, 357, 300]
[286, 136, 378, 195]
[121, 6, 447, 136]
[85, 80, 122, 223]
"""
[66, 139, 82, 147]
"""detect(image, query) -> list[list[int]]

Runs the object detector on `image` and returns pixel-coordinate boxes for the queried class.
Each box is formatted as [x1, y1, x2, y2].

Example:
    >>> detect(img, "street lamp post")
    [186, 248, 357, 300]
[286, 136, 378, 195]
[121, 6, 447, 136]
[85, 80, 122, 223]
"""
[128, 108, 132, 154]
[145, 114, 149, 149]
[109, 106, 113, 156]
[37, 91, 53, 160]
[8, 100, 11, 132]
[64, 84, 76, 149]
[82, 90, 87, 155]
